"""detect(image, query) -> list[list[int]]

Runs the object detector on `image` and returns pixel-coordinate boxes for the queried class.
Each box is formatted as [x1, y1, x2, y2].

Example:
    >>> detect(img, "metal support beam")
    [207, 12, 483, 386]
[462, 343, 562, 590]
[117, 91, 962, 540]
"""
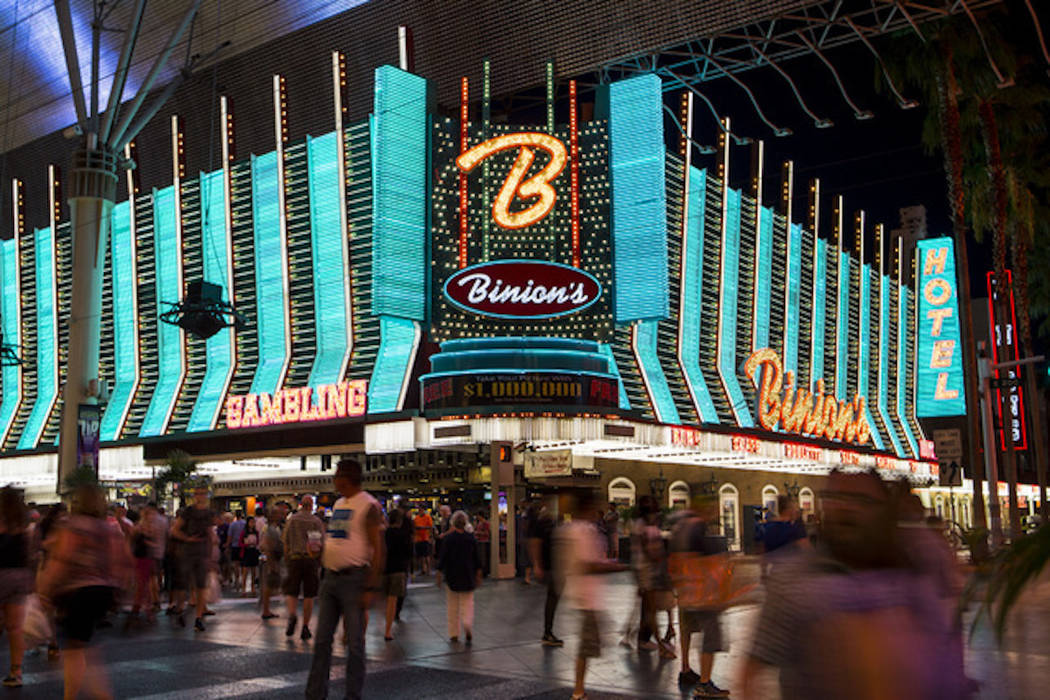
[53, 0, 89, 130]
[100, 0, 148, 145]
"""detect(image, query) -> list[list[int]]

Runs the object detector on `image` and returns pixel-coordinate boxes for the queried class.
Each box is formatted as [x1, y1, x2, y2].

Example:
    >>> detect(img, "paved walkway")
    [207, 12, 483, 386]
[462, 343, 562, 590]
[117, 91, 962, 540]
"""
[1, 567, 1048, 698]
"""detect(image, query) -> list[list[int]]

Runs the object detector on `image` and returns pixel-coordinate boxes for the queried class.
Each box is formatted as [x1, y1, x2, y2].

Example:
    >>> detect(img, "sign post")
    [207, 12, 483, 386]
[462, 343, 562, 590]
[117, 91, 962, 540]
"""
[76, 403, 102, 481]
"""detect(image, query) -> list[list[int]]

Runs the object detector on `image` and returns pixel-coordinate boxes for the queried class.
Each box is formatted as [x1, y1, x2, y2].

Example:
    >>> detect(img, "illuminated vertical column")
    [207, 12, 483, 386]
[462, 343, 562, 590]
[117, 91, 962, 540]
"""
[855, 211, 886, 450]
[18, 219, 58, 449]
[458, 77, 469, 268]
[569, 80, 580, 268]
[876, 221, 906, 456]
[780, 160, 794, 371]
[545, 61, 555, 134]
[274, 74, 291, 390]
[0, 181, 24, 445]
[750, 140, 767, 351]
[897, 282, 920, 455]
[808, 178, 824, 384]
[481, 58, 492, 262]
[331, 53, 354, 379]
[834, 195, 849, 400]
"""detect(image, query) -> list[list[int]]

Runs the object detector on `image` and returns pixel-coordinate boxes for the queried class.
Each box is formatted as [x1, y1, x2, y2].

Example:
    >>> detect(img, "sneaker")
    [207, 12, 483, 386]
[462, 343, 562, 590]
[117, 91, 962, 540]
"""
[300, 626, 312, 641]
[286, 615, 298, 637]
[2, 672, 22, 688]
[678, 670, 700, 686]
[693, 680, 730, 698]
[194, 617, 206, 632]
[541, 634, 565, 647]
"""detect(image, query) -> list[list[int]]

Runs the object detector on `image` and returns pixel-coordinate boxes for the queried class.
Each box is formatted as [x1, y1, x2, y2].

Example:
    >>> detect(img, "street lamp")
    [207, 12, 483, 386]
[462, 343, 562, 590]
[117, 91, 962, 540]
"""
[649, 467, 668, 501]
[784, 480, 801, 499]
[699, 473, 719, 495]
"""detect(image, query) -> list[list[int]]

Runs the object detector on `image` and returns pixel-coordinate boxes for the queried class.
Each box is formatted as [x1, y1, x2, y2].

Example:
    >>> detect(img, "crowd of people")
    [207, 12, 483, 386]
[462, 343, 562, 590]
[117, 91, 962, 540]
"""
[0, 462, 978, 699]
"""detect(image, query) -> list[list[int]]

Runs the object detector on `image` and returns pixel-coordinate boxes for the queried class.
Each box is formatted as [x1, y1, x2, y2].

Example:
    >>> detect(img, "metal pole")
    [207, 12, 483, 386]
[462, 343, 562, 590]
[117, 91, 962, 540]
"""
[979, 351, 1004, 547]
[100, 0, 148, 144]
[53, 0, 89, 130]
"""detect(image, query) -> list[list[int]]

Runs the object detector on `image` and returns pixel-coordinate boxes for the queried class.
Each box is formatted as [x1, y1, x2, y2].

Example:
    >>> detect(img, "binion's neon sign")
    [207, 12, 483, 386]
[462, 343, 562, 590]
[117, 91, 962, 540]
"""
[744, 348, 871, 446]
[225, 380, 368, 429]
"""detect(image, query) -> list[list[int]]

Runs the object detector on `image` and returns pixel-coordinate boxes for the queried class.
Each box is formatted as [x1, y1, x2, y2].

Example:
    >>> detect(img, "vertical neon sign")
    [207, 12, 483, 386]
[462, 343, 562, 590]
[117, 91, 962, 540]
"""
[915, 237, 966, 416]
[987, 271, 1027, 450]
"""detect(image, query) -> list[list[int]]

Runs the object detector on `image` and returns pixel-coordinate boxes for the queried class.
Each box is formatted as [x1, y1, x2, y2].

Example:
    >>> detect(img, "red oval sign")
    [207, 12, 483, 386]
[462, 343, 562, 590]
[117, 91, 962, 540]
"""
[443, 260, 602, 319]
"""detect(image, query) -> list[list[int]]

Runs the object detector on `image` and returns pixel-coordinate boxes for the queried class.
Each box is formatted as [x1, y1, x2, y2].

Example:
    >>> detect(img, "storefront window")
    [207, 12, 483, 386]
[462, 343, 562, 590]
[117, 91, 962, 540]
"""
[799, 487, 815, 519]
[719, 484, 740, 551]
[935, 496, 944, 520]
[608, 477, 636, 507]
[762, 485, 779, 516]
[960, 498, 970, 528]
[668, 481, 690, 510]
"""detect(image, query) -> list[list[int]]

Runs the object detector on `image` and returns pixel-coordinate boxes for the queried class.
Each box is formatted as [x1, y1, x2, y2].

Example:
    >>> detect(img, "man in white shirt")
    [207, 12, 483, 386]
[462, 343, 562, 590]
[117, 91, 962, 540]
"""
[305, 459, 383, 700]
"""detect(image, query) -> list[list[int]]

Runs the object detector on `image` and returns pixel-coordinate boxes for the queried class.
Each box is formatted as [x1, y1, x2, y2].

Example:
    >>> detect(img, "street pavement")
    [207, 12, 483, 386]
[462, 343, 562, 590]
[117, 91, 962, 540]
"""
[2, 566, 1048, 698]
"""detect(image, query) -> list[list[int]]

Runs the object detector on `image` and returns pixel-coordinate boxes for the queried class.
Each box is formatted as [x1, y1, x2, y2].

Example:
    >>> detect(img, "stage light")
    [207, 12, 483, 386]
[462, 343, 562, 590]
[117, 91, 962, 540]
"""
[159, 281, 247, 340]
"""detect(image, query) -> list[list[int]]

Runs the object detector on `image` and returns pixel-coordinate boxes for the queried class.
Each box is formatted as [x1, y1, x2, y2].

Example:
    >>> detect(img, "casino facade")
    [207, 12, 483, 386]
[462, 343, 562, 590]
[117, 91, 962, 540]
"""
[0, 26, 974, 550]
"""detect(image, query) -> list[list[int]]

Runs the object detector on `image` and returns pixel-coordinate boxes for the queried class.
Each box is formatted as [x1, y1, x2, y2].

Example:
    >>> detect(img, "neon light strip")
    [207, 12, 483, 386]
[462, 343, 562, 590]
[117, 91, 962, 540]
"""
[897, 284, 920, 455]
[877, 273, 905, 456]
[988, 271, 1028, 450]
[783, 222, 801, 377]
[274, 75, 292, 392]
[482, 58, 491, 261]
[754, 205, 773, 351]
[569, 79, 580, 268]
[679, 166, 718, 422]
[368, 317, 421, 413]
[597, 342, 630, 410]
[0, 237, 20, 445]
[780, 162, 794, 369]
[99, 196, 138, 441]
[751, 140, 765, 350]
[857, 264, 885, 450]
[718, 188, 754, 426]
[248, 150, 289, 397]
[632, 320, 681, 424]
[459, 77, 469, 269]
[219, 96, 237, 419]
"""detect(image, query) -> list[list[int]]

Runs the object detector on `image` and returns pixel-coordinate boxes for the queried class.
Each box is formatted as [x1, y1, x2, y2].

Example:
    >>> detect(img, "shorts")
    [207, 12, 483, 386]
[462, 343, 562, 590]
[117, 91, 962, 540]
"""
[0, 568, 32, 606]
[231, 547, 242, 563]
[679, 609, 726, 653]
[57, 586, 115, 644]
[382, 572, 407, 598]
[578, 610, 601, 659]
[415, 541, 432, 558]
[181, 554, 210, 590]
[263, 559, 283, 589]
[282, 557, 320, 598]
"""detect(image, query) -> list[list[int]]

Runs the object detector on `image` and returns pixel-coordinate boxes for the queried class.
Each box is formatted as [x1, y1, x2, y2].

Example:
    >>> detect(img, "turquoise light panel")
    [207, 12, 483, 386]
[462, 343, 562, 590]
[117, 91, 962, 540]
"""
[636, 318, 680, 424]
[18, 227, 57, 449]
[680, 167, 718, 422]
[0, 241, 19, 440]
[249, 151, 289, 397]
[99, 201, 137, 441]
[718, 189, 753, 426]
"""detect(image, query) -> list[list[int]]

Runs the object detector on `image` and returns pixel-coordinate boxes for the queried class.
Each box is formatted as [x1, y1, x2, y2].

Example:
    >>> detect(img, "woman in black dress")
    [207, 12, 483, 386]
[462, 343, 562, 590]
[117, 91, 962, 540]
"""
[239, 517, 260, 594]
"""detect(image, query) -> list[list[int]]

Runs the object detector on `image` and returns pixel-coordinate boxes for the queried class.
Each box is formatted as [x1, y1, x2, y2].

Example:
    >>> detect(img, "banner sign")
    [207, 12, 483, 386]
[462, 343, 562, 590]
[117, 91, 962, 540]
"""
[524, 449, 573, 478]
[225, 380, 368, 429]
[915, 237, 966, 416]
[76, 404, 101, 474]
[422, 373, 619, 410]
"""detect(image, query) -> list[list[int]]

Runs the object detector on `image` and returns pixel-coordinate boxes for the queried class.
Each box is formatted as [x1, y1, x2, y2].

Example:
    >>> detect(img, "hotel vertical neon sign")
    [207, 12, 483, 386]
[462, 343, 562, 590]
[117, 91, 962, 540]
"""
[915, 237, 966, 416]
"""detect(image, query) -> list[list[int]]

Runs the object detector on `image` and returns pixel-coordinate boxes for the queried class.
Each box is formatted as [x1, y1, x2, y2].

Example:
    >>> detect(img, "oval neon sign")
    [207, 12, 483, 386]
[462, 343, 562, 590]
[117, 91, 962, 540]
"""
[444, 260, 601, 319]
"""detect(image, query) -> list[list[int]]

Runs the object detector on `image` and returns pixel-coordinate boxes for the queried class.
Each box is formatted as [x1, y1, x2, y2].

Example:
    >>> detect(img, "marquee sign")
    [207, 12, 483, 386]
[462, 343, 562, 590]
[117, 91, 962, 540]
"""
[225, 380, 368, 429]
[422, 372, 618, 411]
[744, 348, 871, 446]
[443, 260, 601, 319]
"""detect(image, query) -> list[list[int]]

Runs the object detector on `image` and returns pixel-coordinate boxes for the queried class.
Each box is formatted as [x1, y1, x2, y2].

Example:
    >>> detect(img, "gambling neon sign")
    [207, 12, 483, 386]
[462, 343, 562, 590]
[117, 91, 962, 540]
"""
[744, 348, 871, 446]
[225, 380, 368, 429]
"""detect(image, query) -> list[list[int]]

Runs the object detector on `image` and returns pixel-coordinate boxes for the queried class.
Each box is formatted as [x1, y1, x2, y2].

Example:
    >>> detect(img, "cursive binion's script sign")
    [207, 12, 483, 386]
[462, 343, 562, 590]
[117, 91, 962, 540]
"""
[744, 348, 870, 446]
[456, 132, 567, 229]
[225, 380, 367, 429]
[444, 260, 601, 319]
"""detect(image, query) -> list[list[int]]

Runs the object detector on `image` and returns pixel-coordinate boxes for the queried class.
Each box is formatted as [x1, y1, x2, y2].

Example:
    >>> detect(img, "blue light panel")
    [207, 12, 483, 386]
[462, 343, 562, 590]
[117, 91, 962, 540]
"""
[18, 227, 57, 449]
[99, 201, 137, 441]
[857, 264, 885, 450]
[915, 237, 966, 416]
[718, 189, 753, 426]
[188, 170, 233, 432]
[680, 167, 718, 422]
[369, 316, 418, 412]
[897, 285, 920, 454]
[810, 238, 827, 387]
[836, 252, 850, 400]
[372, 65, 428, 320]
[783, 223, 802, 377]
[306, 132, 350, 387]
[753, 206, 774, 351]
[635, 319, 680, 424]
[608, 73, 668, 322]
[0, 240, 21, 442]
[877, 276, 905, 456]
[597, 342, 631, 410]
[249, 151, 289, 397]
[140, 187, 183, 437]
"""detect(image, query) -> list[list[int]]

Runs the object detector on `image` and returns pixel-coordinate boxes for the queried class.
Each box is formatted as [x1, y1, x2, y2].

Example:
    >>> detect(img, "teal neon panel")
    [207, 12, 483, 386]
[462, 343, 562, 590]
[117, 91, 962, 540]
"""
[369, 316, 417, 413]
[680, 167, 718, 422]
[857, 264, 885, 451]
[99, 201, 137, 441]
[372, 65, 427, 320]
[18, 227, 57, 449]
[753, 206, 774, 351]
[718, 189, 753, 426]
[783, 222, 802, 376]
[897, 286, 920, 454]
[141, 187, 183, 437]
[636, 318, 680, 424]
[188, 170, 233, 432]
[608, 73, 668, 322]
[0, 240, 19, 441]
[877, 277, 905, 457]
[249, 151, 289, 397]
[915, 237, 966, 416]
[836, 252, 850, 400]
[810, 238, 827, 387]
[307, 132, 350, 387]
[598, 342, 630, 410]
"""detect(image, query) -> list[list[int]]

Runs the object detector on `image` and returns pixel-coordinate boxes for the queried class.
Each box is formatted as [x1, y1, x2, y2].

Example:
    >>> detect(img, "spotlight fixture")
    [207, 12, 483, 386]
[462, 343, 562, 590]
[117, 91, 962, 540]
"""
[159, 281, 247, 340]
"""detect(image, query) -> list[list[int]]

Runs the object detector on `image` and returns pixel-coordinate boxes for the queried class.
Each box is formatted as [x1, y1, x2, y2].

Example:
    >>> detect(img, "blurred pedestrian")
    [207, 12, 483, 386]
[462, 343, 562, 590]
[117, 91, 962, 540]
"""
[283, 495, 325, 641]
[240, 517, 261, 595]
[382, 508, 411, 641]
[474, 511, 491, 578]
[127, 502, 163, 625]
[38, 484, 130, 700]
[395, 503, 414, 619]
[529, 503, 563, 647]
[760, 495, 808, 580]
[631, 494, 664, 651]
[227, 510, 246, 587]
[436, 510, 481, 643]
[603, 502, 621, 559]
[413, 507, 434, 576]
[305, 459, 383, 700]
[0, 487, 31, 687]
[260, 504, 287, 620]
[171, 486, 215, 631]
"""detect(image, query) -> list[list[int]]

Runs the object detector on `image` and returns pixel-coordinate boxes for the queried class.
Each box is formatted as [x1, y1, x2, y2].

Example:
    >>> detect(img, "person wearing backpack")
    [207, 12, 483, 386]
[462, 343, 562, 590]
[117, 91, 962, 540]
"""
[282, 495, 324, 641]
